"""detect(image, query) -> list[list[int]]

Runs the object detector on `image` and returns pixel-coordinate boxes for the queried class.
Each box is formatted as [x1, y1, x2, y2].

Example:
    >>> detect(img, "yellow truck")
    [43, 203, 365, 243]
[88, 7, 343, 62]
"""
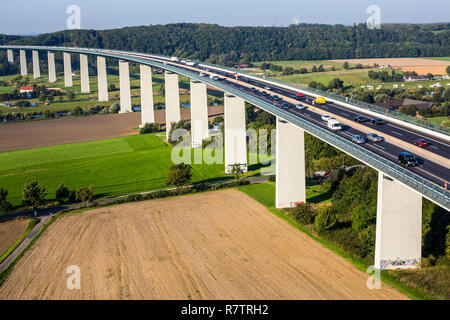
[314, 96, 327, 104]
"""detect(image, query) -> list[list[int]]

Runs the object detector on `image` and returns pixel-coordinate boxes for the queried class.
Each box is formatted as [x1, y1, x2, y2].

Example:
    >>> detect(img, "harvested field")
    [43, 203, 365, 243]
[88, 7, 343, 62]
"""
[0, 106, 224, 152]
[331, 58, 450, 75]
[0, 219, 29, 256]
[0, 190, 407, 300]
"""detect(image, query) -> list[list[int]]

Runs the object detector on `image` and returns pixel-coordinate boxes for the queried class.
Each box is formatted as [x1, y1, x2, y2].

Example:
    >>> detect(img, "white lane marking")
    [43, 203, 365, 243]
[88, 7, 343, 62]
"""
[386, 123, 450, 148]
[391, 131, 403, 136]
[373, 144, 386, 150]
[341, 112, 350, 117]
[431, 146, 439, 150]
[303, 114, 312, 118]
[414, 167, 447, 185]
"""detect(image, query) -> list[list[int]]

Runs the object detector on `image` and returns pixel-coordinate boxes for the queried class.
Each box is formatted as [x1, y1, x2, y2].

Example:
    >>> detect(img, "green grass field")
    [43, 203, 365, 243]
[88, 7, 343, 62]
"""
[427, 116, 449, 126]
[420, 56, 450, 61]
[0, 134, 262, 207]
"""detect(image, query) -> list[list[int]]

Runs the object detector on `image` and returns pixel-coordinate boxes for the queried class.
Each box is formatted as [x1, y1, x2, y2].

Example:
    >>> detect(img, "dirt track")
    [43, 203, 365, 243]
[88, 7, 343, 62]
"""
[332, 58, 449, 75]
[0, 106, 224, 153]
[0, 219, 29, 255]
[0, 190, 407, 300]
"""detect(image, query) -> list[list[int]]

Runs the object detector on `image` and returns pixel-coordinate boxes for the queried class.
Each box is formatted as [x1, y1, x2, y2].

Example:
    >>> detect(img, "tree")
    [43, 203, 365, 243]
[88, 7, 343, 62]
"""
[38, 94, 47, 102]
[22, 181, 47, 213]
[230, 164, 243, 180]
[290, 202, 315, 225]
[55, 183, 70, 204]
[140, 122, 161, 134]
[447, 65, 450, 76]
[328, 78, 344, 90]
[311, 65, 318, 72]
[166, 163, 192, 190]
[343, 61, 349, 69]
[73, 106, 83, 115]
[352, 205, 375, 232]
[426, 73, 434, 80]
[0, 187, 12, 213]
[75, 185, 95, 202]
[314, 207, 338, 234]
[67, 91, 75, 101]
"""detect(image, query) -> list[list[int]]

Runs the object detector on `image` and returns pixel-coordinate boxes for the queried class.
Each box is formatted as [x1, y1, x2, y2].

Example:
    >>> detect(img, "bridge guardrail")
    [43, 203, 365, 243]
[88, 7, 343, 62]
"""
[2, 45, 449, 209]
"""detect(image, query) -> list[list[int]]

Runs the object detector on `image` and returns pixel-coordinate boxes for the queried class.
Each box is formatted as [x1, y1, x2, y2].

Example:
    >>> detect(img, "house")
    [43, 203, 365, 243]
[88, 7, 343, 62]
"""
[404, 75, 429, 82]
[19, 86, 34, 98]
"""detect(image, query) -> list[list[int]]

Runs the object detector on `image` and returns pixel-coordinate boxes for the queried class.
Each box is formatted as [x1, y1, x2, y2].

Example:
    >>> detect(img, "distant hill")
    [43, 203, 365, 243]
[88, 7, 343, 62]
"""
[0, 23, 449, 73]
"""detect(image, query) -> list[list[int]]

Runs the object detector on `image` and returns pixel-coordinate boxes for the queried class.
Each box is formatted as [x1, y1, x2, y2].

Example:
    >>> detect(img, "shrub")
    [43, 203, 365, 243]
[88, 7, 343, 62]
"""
[166, 163, 192, 190]
[55, 183, 70, 204]
[315, 207, 338, 234]
[352, 205, 375, 232]
[109, 104, 120, 114]
[358, 224, 376, 256]
[268, 175, 276, 182]
[68, 190, 77, 203]
[140, 122, 161, 134]
[290, 202, 316, 225]
[320, 181, 332, 193]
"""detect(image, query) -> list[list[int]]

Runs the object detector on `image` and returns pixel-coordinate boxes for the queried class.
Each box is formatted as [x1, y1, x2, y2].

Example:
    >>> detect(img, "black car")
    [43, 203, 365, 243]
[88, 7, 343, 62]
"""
[281, 103, 293, 109]
[371, 118, 384, 125]
[250, 87, 257, 92]
[272, 95, 281, 101]
[261, 91, 269, 96]
[353, 115, 365, 123]
[398, 152, 418, 167]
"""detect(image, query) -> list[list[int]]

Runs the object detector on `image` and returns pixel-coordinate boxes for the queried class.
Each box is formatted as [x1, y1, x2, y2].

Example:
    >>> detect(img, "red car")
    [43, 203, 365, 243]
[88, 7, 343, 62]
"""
[414, 139, 428, 147]
[295, 93, 304, 100]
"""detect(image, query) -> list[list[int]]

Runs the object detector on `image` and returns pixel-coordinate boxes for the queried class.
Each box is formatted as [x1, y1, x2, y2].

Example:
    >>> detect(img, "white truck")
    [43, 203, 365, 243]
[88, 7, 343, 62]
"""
[327, 119, 342, 131]
[210, 73, 219, 81]
[170, 56, 178, 62]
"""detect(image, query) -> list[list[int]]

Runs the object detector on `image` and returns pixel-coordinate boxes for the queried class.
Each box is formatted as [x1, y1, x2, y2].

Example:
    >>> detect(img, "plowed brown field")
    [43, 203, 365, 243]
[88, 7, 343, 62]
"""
[0, 219, 29, 255]
[0, 190, 407, 300]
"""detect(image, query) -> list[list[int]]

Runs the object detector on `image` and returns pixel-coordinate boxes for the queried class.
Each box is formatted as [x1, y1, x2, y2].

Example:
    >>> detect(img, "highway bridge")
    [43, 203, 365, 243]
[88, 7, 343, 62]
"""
[1, 45, 449, 270]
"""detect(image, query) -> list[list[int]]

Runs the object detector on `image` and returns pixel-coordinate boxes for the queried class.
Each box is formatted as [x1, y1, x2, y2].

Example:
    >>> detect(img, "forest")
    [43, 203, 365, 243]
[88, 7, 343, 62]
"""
[0, 23, 449, 75]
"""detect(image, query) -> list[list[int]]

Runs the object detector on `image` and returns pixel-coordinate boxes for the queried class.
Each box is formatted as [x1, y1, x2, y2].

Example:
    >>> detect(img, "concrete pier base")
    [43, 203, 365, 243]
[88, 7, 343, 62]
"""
[19, 50, 27, 76]
[140, 65, 155, 126]
[190, 80, 209, 148]
[63, 52, 73, 87]
[374, 173, 423, 270]
[32, 50, 40, 79]
[7, 49, 13, 64]
[97, 56, 108, 102]
[119, 60, 132, 113]
[48, 52, 56, 83]
[165, 71, 181, 140]
[224, 94, 247, 174]
[80, 54, 90, 93]
[275, 118, 306, 208]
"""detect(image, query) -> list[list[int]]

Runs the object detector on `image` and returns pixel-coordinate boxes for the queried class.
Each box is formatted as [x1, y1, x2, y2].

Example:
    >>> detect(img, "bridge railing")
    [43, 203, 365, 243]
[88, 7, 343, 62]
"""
[197, 61, 450, 136]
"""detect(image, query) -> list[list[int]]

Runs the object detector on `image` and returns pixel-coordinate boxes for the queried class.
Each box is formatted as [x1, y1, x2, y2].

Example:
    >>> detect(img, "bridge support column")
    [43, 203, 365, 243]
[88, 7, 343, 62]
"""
[275, 118, 306, 208]
[374, 173, 422, 270]
[190, 80, 209, 148]
[63, 52, 73, 87]
[48, 52, 56, 83]
[7, 49, 13, 64]
[97, 56, 108, 102]
[224, 94, 247, 174]
[140, 64, 155, 126]
[164, 71, 181, 140]
[19, 50, 27, 76]
[119, 60, 132, 113]
[80, 54, 90, 93]
[32, 50, 40, 79]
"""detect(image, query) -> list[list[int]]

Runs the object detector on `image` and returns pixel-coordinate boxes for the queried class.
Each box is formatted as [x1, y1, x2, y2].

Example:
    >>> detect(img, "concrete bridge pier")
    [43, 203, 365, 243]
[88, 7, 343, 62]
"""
[275, 118, 306, 208]
[80, 54, 90, 93]
[190, 80, 209, 148]
[32, 50, 40, 79]
[7, 49, 13, 64]
[19, 50, 27, 76]
[140, 64, 155, 126]
[63, 52, 73, 87]
[48, 52, 56, 83]
[97, 56, 109, 102]
[374, 173, 423, 270]
[224, 94, 247, 174]
[164, 71, 181, 140]
[119, 60, 132, 113]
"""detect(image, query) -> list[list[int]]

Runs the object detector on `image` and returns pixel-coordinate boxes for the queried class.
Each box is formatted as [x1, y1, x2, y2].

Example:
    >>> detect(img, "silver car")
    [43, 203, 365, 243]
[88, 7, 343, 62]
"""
[367, 133, 383, 142]
[352, 134, 365, 144]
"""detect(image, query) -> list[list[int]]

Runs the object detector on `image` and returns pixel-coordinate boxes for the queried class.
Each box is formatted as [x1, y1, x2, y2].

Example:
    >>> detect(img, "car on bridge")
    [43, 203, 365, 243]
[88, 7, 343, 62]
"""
[414, 139, 428, 147]
[296, 104, 306, 110]
[353, 115, 365, 123]
[295, 93, 304, 100]
[398, 152, 418, 167]
[314, 97, 327, 104]
[321, 114, 331, 122]
[281, 103, 292, 110]
[327, 119, 342, 131]
[371, 118, 384, 125]
[264, 86, 271, 90]
[352, 134, 366, 144]
[367, 133, 383, 142]
[272, 95, 281, 101]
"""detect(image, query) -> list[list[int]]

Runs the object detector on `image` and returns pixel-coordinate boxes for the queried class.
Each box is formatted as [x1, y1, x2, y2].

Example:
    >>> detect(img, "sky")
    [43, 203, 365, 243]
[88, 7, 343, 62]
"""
[1, 0, 449, 35]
